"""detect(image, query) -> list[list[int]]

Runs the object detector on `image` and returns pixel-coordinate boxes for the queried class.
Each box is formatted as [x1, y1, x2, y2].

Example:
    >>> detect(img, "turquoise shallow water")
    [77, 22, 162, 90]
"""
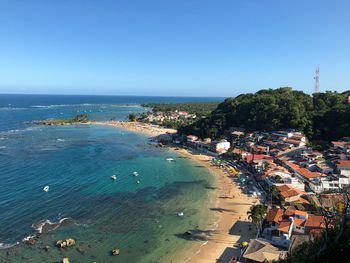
[0, 95, 219, 263]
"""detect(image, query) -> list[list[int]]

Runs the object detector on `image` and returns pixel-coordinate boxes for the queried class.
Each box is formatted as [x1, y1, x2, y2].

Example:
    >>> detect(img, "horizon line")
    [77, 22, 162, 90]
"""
[0, 92, 227, 99]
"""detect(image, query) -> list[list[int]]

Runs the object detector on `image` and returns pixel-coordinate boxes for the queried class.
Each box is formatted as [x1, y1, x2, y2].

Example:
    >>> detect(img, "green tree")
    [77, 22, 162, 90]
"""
[128, 113, 137, 122]
[247, 204, 267, 236]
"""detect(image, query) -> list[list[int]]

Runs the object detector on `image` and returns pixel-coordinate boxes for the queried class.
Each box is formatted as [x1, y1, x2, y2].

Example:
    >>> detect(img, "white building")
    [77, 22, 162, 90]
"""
[272, 131, 295, 138]
[215, 139, 231, 154]
[336, 160, 350, 177]
[187, 135, 198, 142]
[308, 176, 350, 193]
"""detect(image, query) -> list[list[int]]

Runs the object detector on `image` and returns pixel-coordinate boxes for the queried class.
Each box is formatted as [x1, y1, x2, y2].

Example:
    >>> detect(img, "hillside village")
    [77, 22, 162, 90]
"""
[153, 121, 350, 262]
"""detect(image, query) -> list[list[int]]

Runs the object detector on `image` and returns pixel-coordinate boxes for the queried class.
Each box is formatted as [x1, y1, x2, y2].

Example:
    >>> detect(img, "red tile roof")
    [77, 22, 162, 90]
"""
[285, 161, 325, 179]
[297, 167, 324, 179]
[285, 208, 308, 218]
[280, 189, 300, 199]
[332, 141, 350, 147]
[277, 185, 305, 200]
[245, 154, 273, 163]
[336, 160, 350, 168]
[305, 214, 326, 229]
[278, 185, 292, 192]
[285, 139, 303, 145]
[291, 135, 305, 140]
[266, 208, 284, 223]
[293, 218, 306, 227]
[278, 220, 292, 233]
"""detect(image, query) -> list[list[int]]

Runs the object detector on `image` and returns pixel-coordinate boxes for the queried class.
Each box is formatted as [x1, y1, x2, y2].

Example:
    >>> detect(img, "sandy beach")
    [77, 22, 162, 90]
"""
[92, 121, 258, 262]
[90, 121, 177, 137]
[173, 148, 258, 263]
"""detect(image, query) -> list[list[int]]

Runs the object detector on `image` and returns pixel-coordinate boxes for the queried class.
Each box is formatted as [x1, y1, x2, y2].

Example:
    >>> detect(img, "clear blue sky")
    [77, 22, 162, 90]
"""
[0, 0, 349, 97]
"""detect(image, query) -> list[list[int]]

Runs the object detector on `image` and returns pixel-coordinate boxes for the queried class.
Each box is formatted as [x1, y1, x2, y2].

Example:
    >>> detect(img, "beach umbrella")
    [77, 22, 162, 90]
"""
[241, 241, 248, 247]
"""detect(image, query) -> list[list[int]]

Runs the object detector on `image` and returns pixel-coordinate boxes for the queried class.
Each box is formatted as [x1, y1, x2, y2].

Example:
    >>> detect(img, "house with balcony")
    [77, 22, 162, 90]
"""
[263, 208, 326, 248]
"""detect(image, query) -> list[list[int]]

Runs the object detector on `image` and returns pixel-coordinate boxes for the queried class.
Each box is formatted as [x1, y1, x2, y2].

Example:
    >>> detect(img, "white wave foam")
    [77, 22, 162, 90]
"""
[0, 107, 26, 112]
[7, 129, 20, 133]
[31, 104, 71, 108]
[0, 241, 19, 249]
[56, 138, 65, 142]
[31, 103, 94, 109]
[0, 146, 6, 149]
[22, 235, 36, 242]
[32, 217, 71, 233]
[0, 126, 42, 137]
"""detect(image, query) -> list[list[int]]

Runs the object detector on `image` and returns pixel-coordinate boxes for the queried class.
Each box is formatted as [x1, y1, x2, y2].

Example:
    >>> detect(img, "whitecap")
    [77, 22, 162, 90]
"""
[22, 235, 36, 242]
[32, 103, 96, 109]
[0, 107, 26, 111]
[56, 138, 65, 142]
[31, 104, 70, 108]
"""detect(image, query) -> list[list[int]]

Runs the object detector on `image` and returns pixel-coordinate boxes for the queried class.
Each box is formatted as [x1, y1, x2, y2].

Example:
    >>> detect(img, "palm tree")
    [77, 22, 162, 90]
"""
[247, 204, 267, 237]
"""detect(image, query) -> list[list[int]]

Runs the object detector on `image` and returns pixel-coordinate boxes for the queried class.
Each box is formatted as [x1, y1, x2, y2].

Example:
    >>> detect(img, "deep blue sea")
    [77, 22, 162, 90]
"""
[0, 94, 222, 263]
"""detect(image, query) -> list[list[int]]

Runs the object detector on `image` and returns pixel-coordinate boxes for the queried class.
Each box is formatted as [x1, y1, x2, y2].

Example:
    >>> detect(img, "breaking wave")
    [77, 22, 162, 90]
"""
[31, 217, 72, 234]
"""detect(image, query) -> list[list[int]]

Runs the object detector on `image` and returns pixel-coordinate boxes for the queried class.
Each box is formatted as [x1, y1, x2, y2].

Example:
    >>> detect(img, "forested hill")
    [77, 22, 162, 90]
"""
[179, 87, 350, 143]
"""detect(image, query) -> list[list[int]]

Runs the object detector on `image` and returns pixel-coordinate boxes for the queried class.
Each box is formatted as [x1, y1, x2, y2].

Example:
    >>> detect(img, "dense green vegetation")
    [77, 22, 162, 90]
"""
[141, 102, 219, 116]
[37, 114, 89, 125]
[312, 91, 350, 142]
[179, 88, 350, 143]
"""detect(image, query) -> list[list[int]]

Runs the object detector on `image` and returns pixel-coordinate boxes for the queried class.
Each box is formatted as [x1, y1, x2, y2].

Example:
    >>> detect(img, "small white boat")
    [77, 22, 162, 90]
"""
[136, 180, 140, 184]
[133, 172, 139, 176]
[111, 175, 117, 180]
[43, 186, 49, 192]
[166, 158, 175, 162]
[178, 212, 184, 217]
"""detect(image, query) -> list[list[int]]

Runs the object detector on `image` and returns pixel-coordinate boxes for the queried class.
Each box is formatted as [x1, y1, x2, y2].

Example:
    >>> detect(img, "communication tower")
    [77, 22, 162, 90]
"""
[314, 67, 320, 93]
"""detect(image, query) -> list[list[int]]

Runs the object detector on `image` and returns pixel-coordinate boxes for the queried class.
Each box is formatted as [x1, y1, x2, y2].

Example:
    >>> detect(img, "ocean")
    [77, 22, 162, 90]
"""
[0, 94, 222, 263]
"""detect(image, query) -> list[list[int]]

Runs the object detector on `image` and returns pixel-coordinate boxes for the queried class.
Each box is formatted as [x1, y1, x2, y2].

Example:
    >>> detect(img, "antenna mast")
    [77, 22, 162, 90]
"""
[314, 67, 320, 93]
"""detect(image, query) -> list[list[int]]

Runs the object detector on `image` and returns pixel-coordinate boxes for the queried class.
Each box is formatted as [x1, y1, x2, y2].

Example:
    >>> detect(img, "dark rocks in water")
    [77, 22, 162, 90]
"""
[21, 255, 30, 260]
[24, 236, 39, 246]
[112, 248, 120, 256]
[60, 218, 74, 226]
[43, 245, 50, 252]
[76, 245, 88, 255]
[176, 229, 212, 241]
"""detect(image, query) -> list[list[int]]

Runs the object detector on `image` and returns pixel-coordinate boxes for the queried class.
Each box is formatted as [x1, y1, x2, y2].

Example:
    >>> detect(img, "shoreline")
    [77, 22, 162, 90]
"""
[92, 121, 258, 262]
[89, 120, 177, 137]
